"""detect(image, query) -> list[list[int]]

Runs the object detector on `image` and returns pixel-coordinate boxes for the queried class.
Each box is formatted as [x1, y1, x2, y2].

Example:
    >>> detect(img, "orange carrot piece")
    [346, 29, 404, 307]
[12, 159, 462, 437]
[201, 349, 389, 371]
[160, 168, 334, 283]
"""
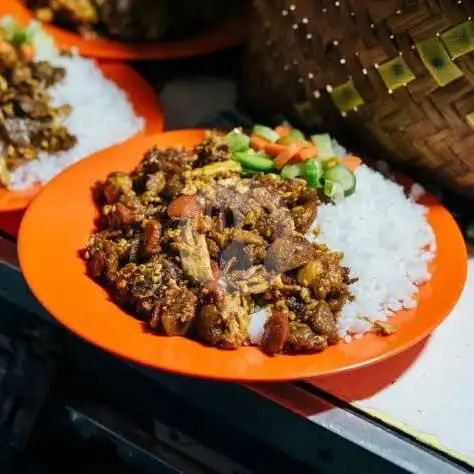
[249, 134, 268, 152]
[342, 155, 362, 172]
[264, 142, 287, 157]
[275, 125, 291, 137]
[273, 142, 304, 169]
[20, 44, 34, 62]
[294, 145, 318, 162]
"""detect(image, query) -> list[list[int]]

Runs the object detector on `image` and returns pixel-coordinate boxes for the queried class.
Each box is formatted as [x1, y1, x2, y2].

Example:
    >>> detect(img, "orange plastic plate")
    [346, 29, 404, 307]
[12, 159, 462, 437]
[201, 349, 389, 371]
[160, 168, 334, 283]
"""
[18, 130, 468, 381]
[0, 62, 163, 212]
[2, 0, 248, 60]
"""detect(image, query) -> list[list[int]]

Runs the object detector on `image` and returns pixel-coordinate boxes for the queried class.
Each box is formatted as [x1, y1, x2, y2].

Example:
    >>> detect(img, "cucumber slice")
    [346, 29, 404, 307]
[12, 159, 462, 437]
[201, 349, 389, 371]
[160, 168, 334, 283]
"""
[226, 129, 250, 152]
[281, 163, 303, 179]
[311, 134, 334, 159]
[302, 159, 323, 189]
[233, 150, 276, 172]
[323, 180, 344, 199]
[323, 164, 356, 197]
[252, 125, 280, 143]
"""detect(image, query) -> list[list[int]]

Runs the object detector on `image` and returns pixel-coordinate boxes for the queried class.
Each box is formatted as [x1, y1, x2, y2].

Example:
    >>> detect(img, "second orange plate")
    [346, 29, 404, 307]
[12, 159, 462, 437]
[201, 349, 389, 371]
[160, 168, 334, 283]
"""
[2, 0, 248, 60]
[0, 62, 163, 212]
[18, 130, 468, 381]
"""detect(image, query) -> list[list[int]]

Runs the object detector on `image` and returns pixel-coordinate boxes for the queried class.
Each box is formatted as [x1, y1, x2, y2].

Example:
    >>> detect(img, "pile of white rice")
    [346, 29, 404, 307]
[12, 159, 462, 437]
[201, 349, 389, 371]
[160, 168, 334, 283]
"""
[248, 160, 436, 345]
[1, 18, 144, 190]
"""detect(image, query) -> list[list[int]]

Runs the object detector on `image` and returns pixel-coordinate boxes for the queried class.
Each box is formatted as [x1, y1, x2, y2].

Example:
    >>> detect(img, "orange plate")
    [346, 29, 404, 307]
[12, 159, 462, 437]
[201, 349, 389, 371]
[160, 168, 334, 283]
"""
[2, 0, 248, 60]
[18, 130, 468, 381]
[0, 62, 164, 212]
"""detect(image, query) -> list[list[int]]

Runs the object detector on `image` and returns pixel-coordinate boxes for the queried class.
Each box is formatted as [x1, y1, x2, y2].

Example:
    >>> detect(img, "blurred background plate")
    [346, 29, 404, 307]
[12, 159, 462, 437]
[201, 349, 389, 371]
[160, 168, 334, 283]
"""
[2, 0, 249, 60]
[0, 62, 164, 212]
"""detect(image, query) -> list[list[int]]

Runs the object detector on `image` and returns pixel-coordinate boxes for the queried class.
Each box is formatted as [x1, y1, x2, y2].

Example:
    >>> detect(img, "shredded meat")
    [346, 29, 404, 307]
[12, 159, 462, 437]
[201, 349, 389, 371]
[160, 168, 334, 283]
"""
[287, 322, 328, 353]
[173, 220, 214, 283]
[83, 131, 357, 356]
[197, 294, 251, 349]
[150, 286, 197, 336]
[265, 235, 316, 273]
[261, 311, 290, 356]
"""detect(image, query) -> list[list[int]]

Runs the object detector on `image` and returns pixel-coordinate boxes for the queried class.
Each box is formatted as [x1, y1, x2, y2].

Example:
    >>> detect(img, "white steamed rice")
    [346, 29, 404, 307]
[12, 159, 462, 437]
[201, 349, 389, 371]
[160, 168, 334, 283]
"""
[308, 164, 435, 340]
[1, 18, 144, 190]
[248, 153, 436, 345]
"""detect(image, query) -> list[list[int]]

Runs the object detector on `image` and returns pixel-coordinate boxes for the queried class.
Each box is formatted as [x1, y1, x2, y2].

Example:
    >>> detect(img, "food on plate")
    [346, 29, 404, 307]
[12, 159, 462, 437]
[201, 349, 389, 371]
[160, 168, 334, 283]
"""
[23, 0, 238, 43]
[0, 17, 143, 190]
[83, 126, 436, 356]
[0, 19, 76, 185]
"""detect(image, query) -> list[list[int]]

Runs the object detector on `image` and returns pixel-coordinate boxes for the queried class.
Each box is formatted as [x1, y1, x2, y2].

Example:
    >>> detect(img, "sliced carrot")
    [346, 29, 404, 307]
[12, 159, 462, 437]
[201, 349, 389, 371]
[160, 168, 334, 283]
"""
[275, 125, 291, 137]
[342, 155, 362, 172]
[294, 144, 318, 162]
[273, 142, 304, 169]
[249, 134, 268, 152]
[20, 44, 34, 62]
[286, 145, 318, 164]
[263, 142, 287, 157]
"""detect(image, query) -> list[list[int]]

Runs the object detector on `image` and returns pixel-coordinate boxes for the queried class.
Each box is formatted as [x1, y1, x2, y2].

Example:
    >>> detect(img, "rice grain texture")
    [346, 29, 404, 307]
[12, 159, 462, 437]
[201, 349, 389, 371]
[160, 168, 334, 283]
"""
[308, 165, 436, 338]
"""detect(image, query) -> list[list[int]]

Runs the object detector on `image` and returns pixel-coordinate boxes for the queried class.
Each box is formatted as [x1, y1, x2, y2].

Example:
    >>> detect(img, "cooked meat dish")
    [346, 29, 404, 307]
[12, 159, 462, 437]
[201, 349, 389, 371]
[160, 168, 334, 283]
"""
[24, 0, 238, 43]
[0, 23, 76, 186]
[83, 131, 358, 356]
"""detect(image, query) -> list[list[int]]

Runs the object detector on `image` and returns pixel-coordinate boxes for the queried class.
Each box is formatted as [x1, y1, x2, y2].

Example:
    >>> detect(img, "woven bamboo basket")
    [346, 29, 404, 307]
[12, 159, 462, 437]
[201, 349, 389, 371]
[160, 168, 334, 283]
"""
[240, 0, 474, 199]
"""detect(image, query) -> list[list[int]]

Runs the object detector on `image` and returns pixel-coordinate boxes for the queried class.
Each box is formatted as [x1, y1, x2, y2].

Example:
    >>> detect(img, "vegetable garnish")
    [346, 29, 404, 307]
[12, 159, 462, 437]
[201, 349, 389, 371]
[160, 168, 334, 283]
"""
[302, 160, 323, 189]
[252, 124, 280, 143]
[311, 134, 334, 159]
[324, 163, 357, 197]
[226, 129, 249, 152]
[281, 163, 303, 180]
[225, 125, 358, 200]
[0, 20, 36, 62]
[273, 141, 304, 169]
[233, 150, 275, 172]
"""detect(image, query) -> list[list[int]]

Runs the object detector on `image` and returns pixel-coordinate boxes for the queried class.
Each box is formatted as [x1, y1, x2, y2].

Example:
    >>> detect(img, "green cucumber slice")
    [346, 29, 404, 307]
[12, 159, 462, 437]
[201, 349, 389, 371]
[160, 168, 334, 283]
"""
[233, 150, 276, 172]
[323, 180, 344, 199]
[311, 134, 334, 159]
[302, 159, 323, 189]
[323, 163, 356, 197]
[281, 163, 303, 179]
[252, 125, 280, 143]
[226, 129, 250, 152]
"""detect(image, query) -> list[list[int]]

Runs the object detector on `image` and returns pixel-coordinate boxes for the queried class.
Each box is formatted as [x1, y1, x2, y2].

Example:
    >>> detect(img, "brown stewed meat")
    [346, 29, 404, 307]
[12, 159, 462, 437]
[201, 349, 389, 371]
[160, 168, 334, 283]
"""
[0, 25, 76, 185]
[83, 132, 356, 356]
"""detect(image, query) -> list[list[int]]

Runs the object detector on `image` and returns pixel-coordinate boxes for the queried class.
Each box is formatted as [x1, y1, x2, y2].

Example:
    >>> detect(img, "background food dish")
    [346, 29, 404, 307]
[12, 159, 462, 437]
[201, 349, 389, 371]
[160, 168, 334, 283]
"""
[0, 62, 164, 211]
[2, 0, 248, 60]
[18, 130, 467, 381]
